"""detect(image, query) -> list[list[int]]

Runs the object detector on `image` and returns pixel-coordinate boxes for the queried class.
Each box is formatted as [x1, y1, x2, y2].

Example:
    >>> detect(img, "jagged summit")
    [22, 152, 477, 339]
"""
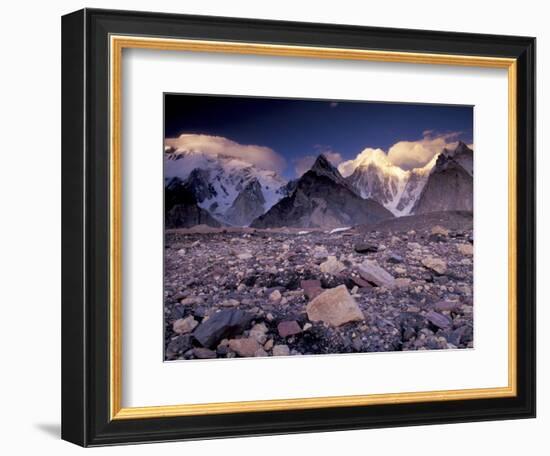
[251, 156, 393, 229]
[309, 154, 355, 191]
[311, 154, 345, 181]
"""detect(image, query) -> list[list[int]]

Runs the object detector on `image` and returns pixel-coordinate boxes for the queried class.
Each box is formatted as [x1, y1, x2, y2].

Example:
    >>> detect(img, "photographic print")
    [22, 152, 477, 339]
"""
[163, 94, 474, 361]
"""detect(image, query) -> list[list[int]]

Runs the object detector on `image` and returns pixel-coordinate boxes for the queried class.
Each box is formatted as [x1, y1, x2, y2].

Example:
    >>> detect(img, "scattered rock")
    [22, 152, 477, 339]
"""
[313, 245, 329, 259]
[426, 310, 452, 329]
[269, 289, 282, 302]
[193, 309, 253, 348]
[165, 217, 474, 357]
[255, 348, 268, 357]
[237, 252, 253, 260]
[301, 279, 323, 300]
[180, 296, 203, 306]
[456, 243, 474, 256]
[221, 298, 240, 307]
[319, 256, 346, 275]
[272, 344, 290, 356]
[264, 339, 274, 350]
[434, 300, 460, 312]
[422, 257, 447, 275]
[351, 276, 372, 288]
[354, 243, 378, 254]
[387, 253, 403, 264]
[277, 320, 302, 338]
[249, 323, 269, 344]
[228, 338, 263, 357]
[306, 285, 364, 327]
[394, 278, 412, 289]
[431, 225, 450, 236]
[193, 347, 217, 359]
[166, 335, 193, 359]
[357, 260, 396, 288]
[172, 316, 198, 334]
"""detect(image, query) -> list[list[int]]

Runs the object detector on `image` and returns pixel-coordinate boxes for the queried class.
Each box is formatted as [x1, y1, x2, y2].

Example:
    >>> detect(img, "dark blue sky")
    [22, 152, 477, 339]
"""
[164, 94, 473, 179]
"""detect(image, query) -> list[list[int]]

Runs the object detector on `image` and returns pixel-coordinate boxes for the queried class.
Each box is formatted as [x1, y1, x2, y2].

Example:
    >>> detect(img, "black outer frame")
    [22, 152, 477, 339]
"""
[61, 8, 536, 447]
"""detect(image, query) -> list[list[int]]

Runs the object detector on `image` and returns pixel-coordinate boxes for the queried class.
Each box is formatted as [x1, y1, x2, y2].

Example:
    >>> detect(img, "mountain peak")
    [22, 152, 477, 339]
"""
[454, 141, 472, 154]
[310, 154, 345, 182]
[311, 153, 336, 171]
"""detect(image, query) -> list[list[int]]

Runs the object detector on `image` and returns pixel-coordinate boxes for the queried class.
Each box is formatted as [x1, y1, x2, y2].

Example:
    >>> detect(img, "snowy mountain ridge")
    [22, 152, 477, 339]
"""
[164, 146, 287, 225]
[340, 148, 439, 216]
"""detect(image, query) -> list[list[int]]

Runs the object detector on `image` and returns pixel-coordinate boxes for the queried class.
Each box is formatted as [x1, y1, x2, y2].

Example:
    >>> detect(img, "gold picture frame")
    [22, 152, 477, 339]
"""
[109, 35, 517, 421]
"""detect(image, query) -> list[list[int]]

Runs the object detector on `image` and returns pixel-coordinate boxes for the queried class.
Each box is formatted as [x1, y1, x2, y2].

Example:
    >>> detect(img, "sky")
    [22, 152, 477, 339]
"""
[164, 94, 473, 179]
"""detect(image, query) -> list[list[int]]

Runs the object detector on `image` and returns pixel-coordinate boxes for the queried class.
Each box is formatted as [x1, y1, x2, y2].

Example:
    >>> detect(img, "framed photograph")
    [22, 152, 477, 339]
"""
[61, 8, 536, 447]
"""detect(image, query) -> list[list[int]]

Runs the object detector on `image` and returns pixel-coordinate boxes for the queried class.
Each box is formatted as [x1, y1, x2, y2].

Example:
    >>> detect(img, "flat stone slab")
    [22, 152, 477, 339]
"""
[358, 260, 396, 288]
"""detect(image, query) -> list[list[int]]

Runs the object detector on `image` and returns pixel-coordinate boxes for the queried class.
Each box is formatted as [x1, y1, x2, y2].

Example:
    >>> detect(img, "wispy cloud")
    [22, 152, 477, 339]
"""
[386, 131, 463, 170]
[338, 132, 468, 176]
[164, 134, 286, 174]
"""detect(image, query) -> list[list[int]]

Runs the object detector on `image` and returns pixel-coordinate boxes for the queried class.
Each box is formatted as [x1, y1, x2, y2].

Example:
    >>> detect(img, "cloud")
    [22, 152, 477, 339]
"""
[294, 148, 343, 177]
[164, 134, 286, 174]
[386, 132, 461, 170]
[329, 102, 339, 108]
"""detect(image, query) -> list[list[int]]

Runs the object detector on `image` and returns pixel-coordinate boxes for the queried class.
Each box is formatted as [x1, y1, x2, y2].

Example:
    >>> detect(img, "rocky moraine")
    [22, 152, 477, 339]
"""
[164, 212, 474, 360]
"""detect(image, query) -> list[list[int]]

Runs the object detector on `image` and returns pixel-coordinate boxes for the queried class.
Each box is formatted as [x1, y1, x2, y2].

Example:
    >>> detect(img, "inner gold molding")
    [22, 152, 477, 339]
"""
[109, 35, 517, 421]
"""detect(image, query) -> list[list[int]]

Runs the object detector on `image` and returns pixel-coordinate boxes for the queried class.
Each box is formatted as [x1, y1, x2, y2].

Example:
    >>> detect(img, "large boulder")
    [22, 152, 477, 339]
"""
[193, 309, 253, 348]
[306, 285, 364, 327]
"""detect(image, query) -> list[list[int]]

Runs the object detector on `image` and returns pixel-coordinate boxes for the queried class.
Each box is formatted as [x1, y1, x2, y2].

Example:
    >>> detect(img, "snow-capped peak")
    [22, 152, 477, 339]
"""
[340, 147, 440, 216]
[339, 148, 410, 181]
[164, 135, 288, 226]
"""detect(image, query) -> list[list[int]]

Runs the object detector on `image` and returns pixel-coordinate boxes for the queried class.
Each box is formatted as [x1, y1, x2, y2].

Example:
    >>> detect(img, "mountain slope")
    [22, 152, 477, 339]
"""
[251, 155, 393, 229]
[411, 142, 473, 214]
[165, 178, 221, 228]
[225, 178, 266, 226]
[342, 148, 436, 216]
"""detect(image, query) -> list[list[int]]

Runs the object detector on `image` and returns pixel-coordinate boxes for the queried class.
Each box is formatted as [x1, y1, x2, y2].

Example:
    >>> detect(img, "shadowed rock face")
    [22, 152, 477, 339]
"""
[225, 178, 266, 226]
[412, 143, 473, 214]
[182, 168, 217, 203]
[251, 155, 394, 229]
[165, 177, 221, 228]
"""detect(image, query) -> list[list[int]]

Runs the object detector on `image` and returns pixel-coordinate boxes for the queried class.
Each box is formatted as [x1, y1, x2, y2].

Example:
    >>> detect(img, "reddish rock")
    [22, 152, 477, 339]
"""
[300, 279, 323, 300]
[277, 320, 302, 338]
[228, 338, 262, 357]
